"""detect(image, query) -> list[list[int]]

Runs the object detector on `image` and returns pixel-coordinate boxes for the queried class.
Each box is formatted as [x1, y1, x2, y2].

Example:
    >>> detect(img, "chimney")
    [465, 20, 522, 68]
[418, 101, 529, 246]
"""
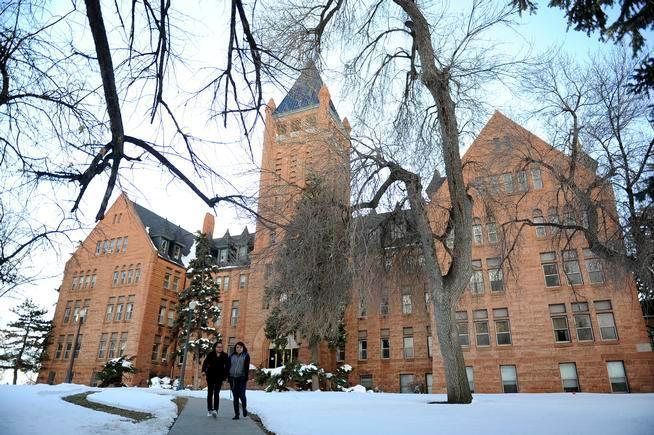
[202, 213, 215, 237]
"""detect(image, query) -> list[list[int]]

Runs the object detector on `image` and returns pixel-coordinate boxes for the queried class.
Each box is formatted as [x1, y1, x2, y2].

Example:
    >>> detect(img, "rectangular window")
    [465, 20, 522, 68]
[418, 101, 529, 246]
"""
[487, 223, 498, 244]
[216, 303, 223, 327]
[501, 365, 518, 393]
[550, 304, 570, 342]
[118, 332, 128, 357]
[102, 240, 109, 254]
[358, 330, 368, 360]
[55, 335, 64, 359]
[230, 301, 239, 326]
[400, 374, 415, 394]
[493, 308, 511, 345]
[427, 326, 433, 358]
[105, 297, 115, 322]
[71, 275, 78, 290]
[358, 288, 367, 317]
[360, 374, 373, 390]
[426, 373, 433, 394]
[91, 273, 97, 288]
[572, 302, 593, 341]
[403, 327, 414, 359]
[402, 288, 413, 314]
[466, 366, 475, 393]
[168, 304, 175, 327]
[64, 334, 74, 359]
[172, 274, 180, 292]
[224, 276, 230, 291]
[596, 300, 618, 340]
[238, 245, 248, 261]
[472, 223, 483, 245]
[115, 237, 123, 253]
[122, 237, 128, 253]
[380, 289, 390, 315]
[490, 176, 500, 194]
[381, 329, 390, 359]
[163, 270, 171, 289]
[331, 346, 343, 362]
[115, 296, 125, 321]
[120, 269, 126, 285]
[108, 239, 115, 254]
[607, 361, 629, 393]
[97, 333, 108, 359]
[72, 300, 81, 322]
[487, 258, 504, 292]
[531, 167, 543, 189]
[562, 250, 583, 285]
[151, 336, 161, 362]
[159, 301, 167, 325]
[125, 295, 135, 321]
[584, 249, 605, 284]
[503, 173, 514, 193]
[134, 267, 141, 283]
[219, 248, 228, 263]
[108, 333, 117, 359]
[239, 274, 248, 289]
[63, 301, 72, 323]
[456, 311, 469, 347]
[112, 270, 119, 286]
[541, 252, 561, 287]
[470, 260, 484, 295]
[173, 245, 181, 260]
[474, 309, 490, 346]
[95, 241, 102, 255]
[560, 363, 580, 392]
[517, 170, 528, 191]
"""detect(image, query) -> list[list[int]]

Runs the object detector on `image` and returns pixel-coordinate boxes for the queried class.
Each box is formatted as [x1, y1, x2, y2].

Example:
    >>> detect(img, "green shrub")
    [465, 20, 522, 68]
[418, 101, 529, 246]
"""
[96, 356, 136, 387]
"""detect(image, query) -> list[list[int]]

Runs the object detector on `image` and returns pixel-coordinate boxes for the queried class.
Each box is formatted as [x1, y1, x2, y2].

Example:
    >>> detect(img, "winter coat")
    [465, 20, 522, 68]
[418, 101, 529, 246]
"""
[202, 350, 230, 383]
[228, 352, 251, 380]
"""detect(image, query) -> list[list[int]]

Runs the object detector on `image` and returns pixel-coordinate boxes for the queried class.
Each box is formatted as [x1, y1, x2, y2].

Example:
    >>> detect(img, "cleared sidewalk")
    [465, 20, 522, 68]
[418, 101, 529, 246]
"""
[168, 397, 265, 435]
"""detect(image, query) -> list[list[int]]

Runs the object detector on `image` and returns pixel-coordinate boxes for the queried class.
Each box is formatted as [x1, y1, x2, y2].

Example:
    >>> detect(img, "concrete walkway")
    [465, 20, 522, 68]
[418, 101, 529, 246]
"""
[168, 397, 265, 435]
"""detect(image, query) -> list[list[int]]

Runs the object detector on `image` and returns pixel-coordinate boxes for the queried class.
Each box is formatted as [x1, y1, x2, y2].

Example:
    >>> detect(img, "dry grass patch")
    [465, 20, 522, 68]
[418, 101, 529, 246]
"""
[62, 392, 153, 422]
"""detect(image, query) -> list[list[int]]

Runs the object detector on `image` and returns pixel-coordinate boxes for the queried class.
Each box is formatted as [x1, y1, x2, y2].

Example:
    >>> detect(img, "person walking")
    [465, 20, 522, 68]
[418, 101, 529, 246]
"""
[228, 341, 250, 420]
[202, 341, 230, 418]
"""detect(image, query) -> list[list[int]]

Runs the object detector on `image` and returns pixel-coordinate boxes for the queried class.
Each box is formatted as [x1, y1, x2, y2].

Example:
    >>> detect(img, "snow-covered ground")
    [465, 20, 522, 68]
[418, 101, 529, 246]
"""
[0, 384, 176, 435]
[1, 384, 653, 435]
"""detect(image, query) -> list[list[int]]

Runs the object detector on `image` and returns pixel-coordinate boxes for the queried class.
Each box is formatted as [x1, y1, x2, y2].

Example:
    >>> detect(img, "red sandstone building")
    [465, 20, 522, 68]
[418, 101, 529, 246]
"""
[40, 65, 654, 393]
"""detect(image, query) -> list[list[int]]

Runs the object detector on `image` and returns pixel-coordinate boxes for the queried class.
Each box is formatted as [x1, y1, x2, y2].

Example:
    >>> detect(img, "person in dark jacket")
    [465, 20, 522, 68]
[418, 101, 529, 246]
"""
[228, 341, 250, 420]
[202, 341, 230, 417]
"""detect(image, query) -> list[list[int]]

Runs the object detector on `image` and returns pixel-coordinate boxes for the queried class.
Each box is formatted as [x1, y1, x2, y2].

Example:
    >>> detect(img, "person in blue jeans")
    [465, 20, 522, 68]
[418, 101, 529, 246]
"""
[228, 341, 250, 420]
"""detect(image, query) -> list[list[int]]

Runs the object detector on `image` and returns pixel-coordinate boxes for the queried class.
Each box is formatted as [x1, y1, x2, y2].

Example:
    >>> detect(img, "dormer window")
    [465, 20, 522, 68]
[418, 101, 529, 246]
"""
[161, 238, 169, 254]
[219, 248, 229, 263]
[238, 245, 248, 261]
[173, 245, 181, 260]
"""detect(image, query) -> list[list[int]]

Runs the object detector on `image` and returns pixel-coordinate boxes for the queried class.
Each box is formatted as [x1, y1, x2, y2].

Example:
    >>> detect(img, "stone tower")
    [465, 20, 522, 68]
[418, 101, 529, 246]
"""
[244, 63, 352, 366]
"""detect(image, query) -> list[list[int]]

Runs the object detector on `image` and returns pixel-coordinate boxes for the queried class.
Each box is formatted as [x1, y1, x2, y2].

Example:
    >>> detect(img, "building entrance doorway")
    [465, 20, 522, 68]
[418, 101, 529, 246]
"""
[268, 335, 299, 368]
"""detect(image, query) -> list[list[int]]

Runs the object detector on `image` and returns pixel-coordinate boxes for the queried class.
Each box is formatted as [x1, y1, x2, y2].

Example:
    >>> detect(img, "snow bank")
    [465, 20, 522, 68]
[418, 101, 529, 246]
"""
[244, 390, 654, 435]
[0, 384, 176, 435]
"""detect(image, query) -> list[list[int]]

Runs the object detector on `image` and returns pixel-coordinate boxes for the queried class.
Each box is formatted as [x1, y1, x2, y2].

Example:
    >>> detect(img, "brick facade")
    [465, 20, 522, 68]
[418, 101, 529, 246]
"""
[39, 66, 654, 394]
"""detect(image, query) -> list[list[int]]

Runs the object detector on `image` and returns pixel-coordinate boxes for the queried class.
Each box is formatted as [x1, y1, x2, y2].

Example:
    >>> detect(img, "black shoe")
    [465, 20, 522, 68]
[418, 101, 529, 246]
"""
[232, 415, 239, 420]
[243, 408, 248, 417]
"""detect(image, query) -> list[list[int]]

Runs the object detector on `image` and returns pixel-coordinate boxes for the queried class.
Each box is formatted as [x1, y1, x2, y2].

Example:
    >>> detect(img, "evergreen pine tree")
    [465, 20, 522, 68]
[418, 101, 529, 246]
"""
[0, 299, 52, 384]
[175, 232, 221, 387]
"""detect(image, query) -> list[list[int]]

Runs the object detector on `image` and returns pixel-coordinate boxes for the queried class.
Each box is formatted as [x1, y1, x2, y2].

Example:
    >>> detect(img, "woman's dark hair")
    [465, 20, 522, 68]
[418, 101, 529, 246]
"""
[234, 341, 248, 354]
[212, 341, 223, 351]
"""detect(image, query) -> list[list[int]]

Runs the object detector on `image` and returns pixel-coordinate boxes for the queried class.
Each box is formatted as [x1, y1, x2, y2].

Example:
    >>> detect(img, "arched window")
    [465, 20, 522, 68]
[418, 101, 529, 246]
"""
[533, 209, 545, 238]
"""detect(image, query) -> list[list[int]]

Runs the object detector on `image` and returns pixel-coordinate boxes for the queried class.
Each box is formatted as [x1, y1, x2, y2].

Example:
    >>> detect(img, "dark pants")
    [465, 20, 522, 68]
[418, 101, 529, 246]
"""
[229, 376, 247, 416]
[207, 379, 222, 411]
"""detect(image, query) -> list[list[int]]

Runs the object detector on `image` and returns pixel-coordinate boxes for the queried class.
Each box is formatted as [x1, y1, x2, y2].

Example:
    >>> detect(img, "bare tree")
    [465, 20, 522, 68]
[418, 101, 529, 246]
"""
[260, 0, 524, 403]
[264, 174, 351, 390]
[509, 48, 653, 298]
[0, 0, 284, 295]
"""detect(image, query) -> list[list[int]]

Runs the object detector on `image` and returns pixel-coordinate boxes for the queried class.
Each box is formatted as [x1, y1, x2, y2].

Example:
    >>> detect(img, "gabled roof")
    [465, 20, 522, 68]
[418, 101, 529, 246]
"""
[212, 227, 254, 250]
[131, 201, 195, 262]
[274, 62, 340, 119]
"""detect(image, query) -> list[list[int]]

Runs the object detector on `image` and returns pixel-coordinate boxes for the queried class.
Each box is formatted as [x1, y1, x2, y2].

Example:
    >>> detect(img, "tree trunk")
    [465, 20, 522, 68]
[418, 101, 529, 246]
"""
[193, 348, 200, 389]
[310, 342, 320, 391]
[434, 300, 472, 403]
